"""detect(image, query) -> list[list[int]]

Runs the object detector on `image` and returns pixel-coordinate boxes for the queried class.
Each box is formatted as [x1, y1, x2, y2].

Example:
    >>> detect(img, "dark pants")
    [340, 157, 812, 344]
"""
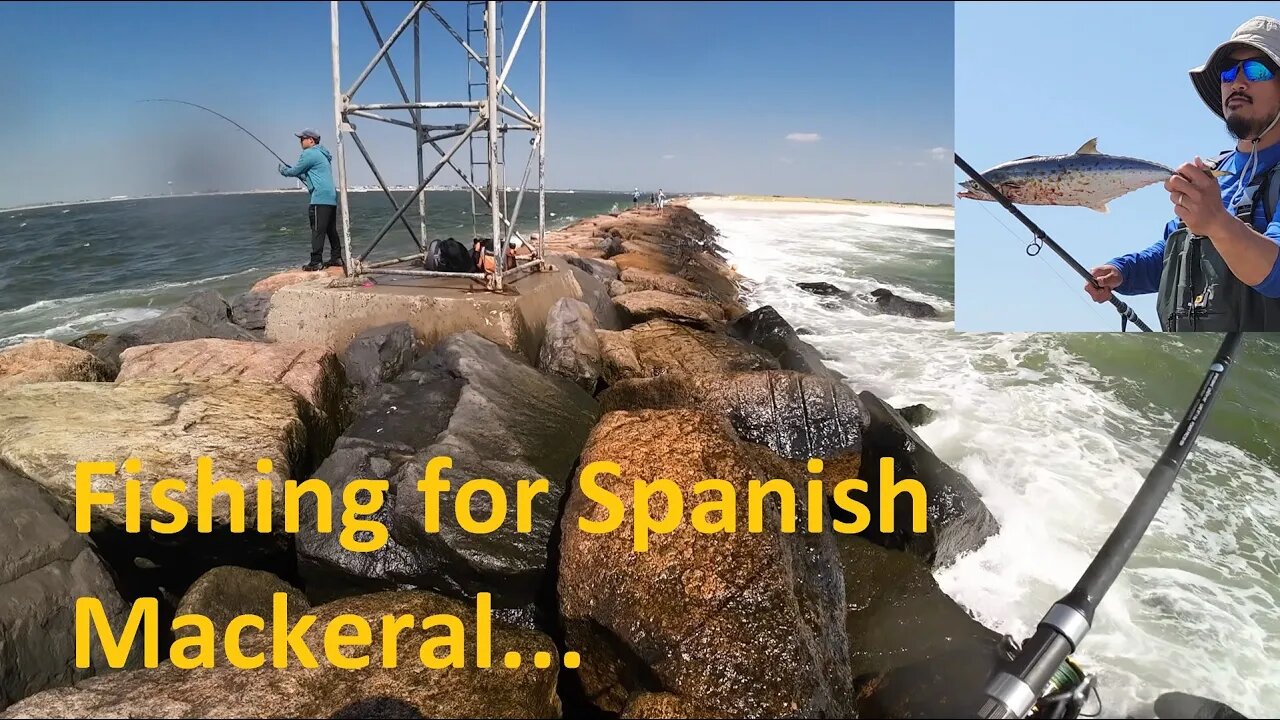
[309, 204, 341, 265]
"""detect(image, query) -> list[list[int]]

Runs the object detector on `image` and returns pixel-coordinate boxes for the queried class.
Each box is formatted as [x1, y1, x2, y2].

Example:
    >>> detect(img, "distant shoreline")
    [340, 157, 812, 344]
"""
[3, 189, 953, 215]
[0, 187, 596, 214]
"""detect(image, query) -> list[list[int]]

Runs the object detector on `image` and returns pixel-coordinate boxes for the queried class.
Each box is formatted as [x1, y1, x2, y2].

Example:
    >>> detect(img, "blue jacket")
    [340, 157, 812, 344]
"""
[279, 145, 338, 206]
[1108, 144, 1280, 298]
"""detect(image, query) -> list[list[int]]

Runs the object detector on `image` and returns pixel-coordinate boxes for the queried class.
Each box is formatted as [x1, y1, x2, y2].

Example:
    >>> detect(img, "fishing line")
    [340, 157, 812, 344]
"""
[975, 200, 1117, 330]
[137, 99, 291, 167]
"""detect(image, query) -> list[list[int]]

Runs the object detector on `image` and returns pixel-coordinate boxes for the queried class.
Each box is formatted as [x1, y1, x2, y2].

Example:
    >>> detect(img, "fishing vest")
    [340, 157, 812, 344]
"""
[1155, 150, 1280, 331]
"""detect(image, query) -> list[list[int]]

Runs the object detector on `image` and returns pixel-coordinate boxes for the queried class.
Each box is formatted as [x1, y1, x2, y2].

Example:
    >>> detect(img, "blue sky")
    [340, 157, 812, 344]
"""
[954, 1, 1279, 332]
[0, 1, 954, 208]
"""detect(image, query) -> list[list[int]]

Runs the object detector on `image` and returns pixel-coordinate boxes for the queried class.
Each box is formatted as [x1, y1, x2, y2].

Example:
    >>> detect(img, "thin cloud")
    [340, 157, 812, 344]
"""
[930, 146, 951, 161]
[785, 132, 821, 143]
[662, 154, 676, 160]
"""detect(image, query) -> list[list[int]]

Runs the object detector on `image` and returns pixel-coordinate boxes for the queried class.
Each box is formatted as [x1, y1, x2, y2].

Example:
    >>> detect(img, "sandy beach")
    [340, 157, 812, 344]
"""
[685, 195, 955, 232]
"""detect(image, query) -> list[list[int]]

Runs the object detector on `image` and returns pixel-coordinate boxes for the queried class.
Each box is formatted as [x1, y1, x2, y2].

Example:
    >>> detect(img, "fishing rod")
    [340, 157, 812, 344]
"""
[954, 153, 1153, 332]
[138, 98, 290, 167]
[973, 329, 1245, 719]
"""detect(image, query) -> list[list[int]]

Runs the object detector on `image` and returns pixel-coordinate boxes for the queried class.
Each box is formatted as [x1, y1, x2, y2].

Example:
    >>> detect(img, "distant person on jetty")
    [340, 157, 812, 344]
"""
[657, 188, 667, 209]
[633, 188, 640, 207]
[278, 128, 342, 272]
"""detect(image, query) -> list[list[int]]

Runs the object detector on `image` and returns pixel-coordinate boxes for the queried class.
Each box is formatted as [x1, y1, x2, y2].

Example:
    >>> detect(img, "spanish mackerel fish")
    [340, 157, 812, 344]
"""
[956, 138, 1222, 214]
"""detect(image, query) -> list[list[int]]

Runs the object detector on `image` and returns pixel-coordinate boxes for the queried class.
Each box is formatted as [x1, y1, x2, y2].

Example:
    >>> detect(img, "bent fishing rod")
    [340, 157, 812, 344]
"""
[971, 330, 1244, 719]
[138, 99, 290, 167]
[954, 153, 1153, 332]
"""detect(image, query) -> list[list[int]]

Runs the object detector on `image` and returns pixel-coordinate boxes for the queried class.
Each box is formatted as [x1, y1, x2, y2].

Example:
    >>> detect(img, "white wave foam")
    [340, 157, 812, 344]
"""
[693, 201, 1280, 718]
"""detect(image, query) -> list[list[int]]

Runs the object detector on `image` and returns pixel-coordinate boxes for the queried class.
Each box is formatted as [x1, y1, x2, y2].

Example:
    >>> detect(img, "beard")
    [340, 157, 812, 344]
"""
[1225, 103, 1280, 140]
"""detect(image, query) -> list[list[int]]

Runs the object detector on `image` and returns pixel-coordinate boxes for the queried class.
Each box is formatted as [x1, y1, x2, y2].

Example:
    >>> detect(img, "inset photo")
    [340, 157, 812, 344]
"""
[954, 2, 1280, 332]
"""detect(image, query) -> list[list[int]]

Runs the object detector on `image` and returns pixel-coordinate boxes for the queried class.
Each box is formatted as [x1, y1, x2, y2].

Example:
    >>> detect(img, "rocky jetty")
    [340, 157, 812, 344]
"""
[0, 202, 999, 719]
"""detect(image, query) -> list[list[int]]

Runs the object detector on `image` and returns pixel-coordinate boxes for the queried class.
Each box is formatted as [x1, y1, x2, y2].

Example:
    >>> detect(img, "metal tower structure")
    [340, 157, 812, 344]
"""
[329, 0, 547, 291]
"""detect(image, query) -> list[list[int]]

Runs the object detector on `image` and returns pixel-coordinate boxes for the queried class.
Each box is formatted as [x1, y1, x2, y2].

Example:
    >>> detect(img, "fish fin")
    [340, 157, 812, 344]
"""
[1075, 137, 1101, 155]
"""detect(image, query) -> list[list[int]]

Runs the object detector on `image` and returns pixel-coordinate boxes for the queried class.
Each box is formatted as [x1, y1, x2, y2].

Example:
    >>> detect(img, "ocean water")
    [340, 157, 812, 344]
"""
[688, 198, 1280, 719]
[0, 190, 623, 348]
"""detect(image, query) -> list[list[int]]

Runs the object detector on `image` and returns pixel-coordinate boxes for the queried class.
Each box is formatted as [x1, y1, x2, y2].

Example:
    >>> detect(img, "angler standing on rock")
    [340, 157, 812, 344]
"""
[279, 128, 343, 272]
[1086, 17, 1280, 331]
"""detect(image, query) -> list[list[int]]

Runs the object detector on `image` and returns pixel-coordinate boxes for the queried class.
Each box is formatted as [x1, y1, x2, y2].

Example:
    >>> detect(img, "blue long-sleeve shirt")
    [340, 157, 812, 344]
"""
[279, 145, 338, 206]
[1107, 144, 1280, 298]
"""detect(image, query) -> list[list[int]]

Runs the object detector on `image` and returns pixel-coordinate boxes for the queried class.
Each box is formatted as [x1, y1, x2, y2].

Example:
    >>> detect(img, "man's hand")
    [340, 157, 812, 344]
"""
[1085, 264, 1123, 302]
[278, 163, 288, 175]
[1165, 157, 1235, 238]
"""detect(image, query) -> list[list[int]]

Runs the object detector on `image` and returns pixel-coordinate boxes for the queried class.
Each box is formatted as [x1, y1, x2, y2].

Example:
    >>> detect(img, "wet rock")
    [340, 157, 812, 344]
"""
[599, 370, 867, 463]
[230, 291, 272, 335]
[76, 291, 259, 375]
[855, 390, 998, 567]
[869, 288, 938, 319]
[797, 281, 853, 300]
[614, 290, 726, 329]
[562, 261, 623, 332]
[612, 320, 779, 380]
[0, 591, 562, 719]
[558, 409, 855, 717]
[538, 298, 602, 394]
[0, 377, 321, 592]
[618, 268, 702, 298]
[172, 566, 310, 642]
[839, 536, 999, 679]
[0, 339, 111, 390]
[339, 322, 421, 402]
[0, 467, 132, 711]
[896, 403, 936, 428]
[622, 693, 722, 719]
[853, 640, 1005, 719]
[727, 305, 843, 381]
[296, 332, 600, 620]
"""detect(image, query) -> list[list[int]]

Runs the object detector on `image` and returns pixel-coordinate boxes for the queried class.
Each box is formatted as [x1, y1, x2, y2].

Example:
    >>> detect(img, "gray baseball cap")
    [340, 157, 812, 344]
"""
[295, 128, 321, 140]
[1189, 16, 1280, 120]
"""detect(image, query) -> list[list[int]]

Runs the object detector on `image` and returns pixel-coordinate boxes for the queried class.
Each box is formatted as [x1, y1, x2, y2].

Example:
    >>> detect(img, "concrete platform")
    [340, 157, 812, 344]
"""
[265, 257, 583, 363]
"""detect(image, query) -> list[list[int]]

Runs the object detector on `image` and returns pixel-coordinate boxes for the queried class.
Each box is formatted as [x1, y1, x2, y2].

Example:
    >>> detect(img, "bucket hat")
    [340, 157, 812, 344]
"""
[1189, 16, 1280, 119]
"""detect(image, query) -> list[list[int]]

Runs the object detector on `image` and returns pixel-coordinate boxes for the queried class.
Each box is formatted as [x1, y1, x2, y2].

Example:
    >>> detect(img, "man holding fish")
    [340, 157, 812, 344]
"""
[1088, 17, 1280, 331]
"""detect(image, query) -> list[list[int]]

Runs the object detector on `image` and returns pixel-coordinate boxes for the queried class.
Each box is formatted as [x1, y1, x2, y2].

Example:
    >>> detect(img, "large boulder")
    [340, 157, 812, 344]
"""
[249, 266, 344, 295]
[614, 290, 725, 329]
[856, 391, 998, 567]
[172, 566, 310, 642]
[296, 332, 600, 620]
[115, 339, 349, 444]
[72, 291, 259, 376]
[598, 320, 779, 383]
[558, 409, 855, 717]
[839, 536, 999, 679]
[727, 306, 843, 381]
[0, 467, 132, 711]
[229, 291, 272, 336]
[0, 377, 322, 593]
[561, 260, 624, 331]
[618, 267, 702, 298]
[338, 321, 421, 404]
[869, 288, 939, 319]
[0, 339, 111, 390]
[563, 254, 621, 283]
[600, 370, 867, 463]
[0, 591, 563, 719]
[538, 298, 602, 394]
